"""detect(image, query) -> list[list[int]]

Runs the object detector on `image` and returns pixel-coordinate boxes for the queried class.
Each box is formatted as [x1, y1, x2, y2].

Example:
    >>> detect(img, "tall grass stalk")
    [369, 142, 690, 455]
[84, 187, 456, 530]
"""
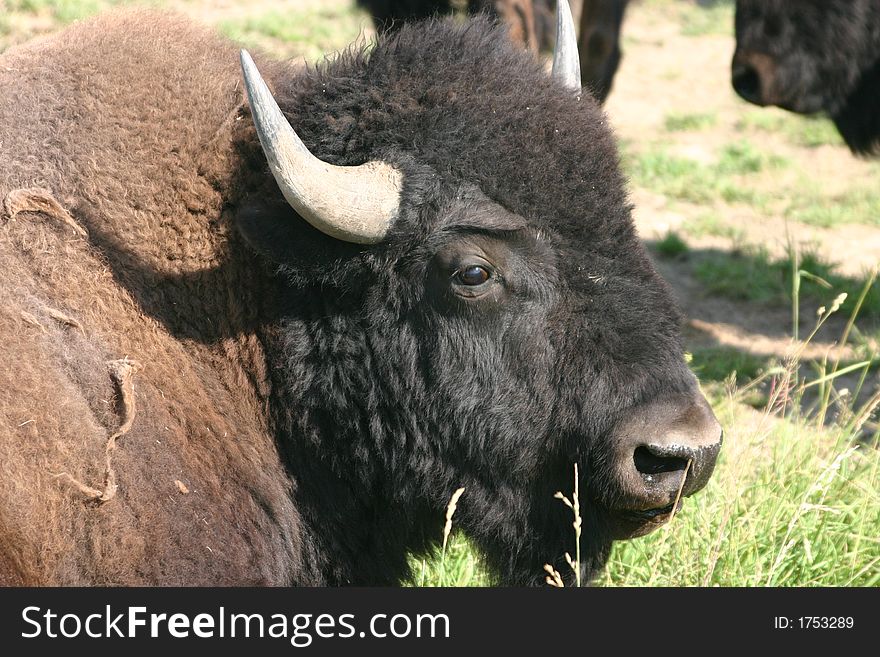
[439, 487, 466, 583]
[552, 463, 583, 587]
[816, 268, 878, 427]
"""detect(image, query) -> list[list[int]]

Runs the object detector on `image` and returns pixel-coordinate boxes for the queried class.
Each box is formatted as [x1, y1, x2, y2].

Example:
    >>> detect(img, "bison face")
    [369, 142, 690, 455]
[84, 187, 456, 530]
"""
[733, 0, 880, 116]
[238, 178, 722, 585]
[237, 8, 721, 585]
[394, 189, 722, 583]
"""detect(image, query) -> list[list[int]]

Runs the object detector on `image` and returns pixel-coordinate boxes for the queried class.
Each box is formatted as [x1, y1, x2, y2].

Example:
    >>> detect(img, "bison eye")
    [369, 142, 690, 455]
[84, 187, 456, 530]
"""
[456, 265, 491, 286]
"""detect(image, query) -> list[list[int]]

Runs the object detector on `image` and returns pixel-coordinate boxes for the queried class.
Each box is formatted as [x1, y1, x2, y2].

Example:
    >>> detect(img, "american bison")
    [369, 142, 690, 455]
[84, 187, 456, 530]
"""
[0, 1, 721, 586]
[359, 0, 630, 102]
[733, 0, 880, 154]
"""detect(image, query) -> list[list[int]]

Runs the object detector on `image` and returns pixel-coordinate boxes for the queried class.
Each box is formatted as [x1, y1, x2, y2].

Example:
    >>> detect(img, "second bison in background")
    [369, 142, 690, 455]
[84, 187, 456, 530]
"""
[733, 0, 880, 155]
[359, 0, 629, 101]
[359, 0, 547, 50]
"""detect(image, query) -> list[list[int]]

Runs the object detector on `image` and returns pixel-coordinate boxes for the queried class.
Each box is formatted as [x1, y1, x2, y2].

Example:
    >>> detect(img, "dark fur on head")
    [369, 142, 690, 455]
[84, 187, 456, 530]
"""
[240, 17, 693, 585]
[735, 0, 880, 154]
[0, 10, 696, 586]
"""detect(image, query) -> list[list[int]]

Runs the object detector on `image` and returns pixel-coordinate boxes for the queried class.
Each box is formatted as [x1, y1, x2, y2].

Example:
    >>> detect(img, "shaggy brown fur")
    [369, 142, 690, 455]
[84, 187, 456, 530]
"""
[0, 11, 302, 585]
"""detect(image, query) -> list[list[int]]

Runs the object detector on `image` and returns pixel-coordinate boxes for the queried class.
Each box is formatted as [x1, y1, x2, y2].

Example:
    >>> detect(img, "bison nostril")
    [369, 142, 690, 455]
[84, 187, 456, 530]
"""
[633, 445, 689, 476]
[733, 63, 762, 104]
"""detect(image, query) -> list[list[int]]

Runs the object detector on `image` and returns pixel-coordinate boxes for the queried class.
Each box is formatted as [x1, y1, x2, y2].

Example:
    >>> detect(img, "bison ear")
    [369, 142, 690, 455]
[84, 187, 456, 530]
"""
[234, 198, 363, 269]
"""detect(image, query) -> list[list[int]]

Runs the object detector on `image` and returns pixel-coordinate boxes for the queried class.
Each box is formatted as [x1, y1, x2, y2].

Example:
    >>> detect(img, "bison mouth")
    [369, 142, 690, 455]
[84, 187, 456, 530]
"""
[610, 500, 684, 539]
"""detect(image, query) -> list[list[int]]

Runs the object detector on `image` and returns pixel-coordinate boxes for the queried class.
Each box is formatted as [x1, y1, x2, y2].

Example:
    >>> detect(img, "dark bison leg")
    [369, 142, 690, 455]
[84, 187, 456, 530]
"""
[832, 58, 880, 155]
[470, 0, 539, 52]
[358, 0, 454, 33]
[577, 0, 629, 101]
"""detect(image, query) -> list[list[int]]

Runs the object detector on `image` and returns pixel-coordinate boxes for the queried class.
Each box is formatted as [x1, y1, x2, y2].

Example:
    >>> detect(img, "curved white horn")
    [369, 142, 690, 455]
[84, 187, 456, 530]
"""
[240, 50, 403, 244]
[552, 0, 581, 92]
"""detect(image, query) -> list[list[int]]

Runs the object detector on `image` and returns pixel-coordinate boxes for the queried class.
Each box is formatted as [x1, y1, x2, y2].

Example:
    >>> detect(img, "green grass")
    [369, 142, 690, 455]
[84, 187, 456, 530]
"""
[654, 231, 690, 258]
[628, 150, 718, 204]
[408, 535, 492, 587]
[691, 346, 773, 386]
[0, 0, 138, 52]
[690, 347, 773, 408]
[4, 0, 121, 23]
[721, 113, 880, 228]
[736, 110, 844, 148]
[219, 5, 371, 62]
[0, 0, 373, 61]
[716, 140, 789, 174]
[786, 185, 880, 228]
[643, 0, 734, 37]
[664, 111, 717, 133]
[693, 247, 880, 319]
[677, 0, 734, 37]
[680, 212, 745, 242]
[626, 141, 778, 207]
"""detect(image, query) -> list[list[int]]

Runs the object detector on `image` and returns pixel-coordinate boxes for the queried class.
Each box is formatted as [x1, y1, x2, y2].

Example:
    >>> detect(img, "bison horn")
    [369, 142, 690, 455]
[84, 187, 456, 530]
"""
[240, 50, 403, 244]
[552, 0, 581, 92]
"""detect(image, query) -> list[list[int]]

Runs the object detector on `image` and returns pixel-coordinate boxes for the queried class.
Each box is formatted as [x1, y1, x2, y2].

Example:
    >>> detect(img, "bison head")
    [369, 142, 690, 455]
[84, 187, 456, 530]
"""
[732, 0, 880, 153]
[236, 2, 721, 585]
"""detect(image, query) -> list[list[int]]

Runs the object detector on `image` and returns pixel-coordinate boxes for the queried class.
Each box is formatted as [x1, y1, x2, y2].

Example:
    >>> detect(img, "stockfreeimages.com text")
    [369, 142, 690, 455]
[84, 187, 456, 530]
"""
[21, 605, 450, 646]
